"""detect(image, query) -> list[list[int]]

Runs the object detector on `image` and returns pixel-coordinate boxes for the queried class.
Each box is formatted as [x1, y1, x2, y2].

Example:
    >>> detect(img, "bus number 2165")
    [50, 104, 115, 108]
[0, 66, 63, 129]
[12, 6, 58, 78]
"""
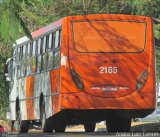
[100, 67, 118, 74]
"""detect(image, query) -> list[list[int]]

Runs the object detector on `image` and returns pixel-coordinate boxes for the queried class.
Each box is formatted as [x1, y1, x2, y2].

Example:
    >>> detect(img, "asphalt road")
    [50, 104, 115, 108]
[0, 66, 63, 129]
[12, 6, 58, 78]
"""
[0, 132, 117, 137]
[1, 132, 160, 137]
[1, 123, 160, 137]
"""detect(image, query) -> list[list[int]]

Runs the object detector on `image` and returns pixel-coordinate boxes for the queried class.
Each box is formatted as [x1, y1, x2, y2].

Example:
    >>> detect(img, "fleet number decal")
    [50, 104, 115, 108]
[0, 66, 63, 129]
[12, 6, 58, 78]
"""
[100, 67, 118, 74]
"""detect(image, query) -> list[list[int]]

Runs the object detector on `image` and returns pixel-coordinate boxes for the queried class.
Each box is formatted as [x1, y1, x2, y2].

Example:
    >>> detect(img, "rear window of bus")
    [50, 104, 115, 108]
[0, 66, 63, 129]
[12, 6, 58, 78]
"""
[72, 20, 146, 53]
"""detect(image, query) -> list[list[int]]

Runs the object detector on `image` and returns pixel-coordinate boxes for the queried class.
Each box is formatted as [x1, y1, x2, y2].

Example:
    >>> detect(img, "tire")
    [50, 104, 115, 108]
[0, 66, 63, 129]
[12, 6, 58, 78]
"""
[54, 120, 66, 132]
[19, 120, 30, 132]
[84, 122, 96, 132]
[10, 120, 15, 131]
[12, 105, 29, 133]
[40, 100, 53, 132]
[106, 118, 131, 132]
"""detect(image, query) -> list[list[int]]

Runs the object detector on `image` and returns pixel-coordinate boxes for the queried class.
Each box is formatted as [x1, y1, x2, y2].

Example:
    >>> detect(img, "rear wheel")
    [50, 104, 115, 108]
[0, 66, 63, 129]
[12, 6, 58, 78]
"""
[10, 120, 15, 131]
[12, 105, 29, 132]
[84, 122, 96, 132]
[40, 100, 53, 132]
[106, 118, 131, 132]
[54, 120, 66, 132]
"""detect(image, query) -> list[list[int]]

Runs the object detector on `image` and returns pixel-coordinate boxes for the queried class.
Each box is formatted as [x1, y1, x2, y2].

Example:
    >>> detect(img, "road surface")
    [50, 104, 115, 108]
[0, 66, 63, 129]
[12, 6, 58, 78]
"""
[1, 122, 160, 137]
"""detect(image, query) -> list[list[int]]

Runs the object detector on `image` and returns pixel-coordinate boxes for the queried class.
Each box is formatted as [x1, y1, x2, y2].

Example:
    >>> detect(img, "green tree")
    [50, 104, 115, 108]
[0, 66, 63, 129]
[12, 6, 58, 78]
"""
[0, 41, 10, 120]
[0, 0, 33, 42]
[0, 0, 46, 117]
[132, 0, 160, 18]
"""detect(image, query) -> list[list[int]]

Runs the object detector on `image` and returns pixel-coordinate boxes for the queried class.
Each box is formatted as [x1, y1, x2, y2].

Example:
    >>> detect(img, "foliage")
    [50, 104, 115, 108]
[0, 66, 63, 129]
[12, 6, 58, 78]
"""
[0, 0, 31, 41]
[132, 0, 160, 18]
[0, 41, 10, 120]
[0, 0, 160, 120]
[156, 47, 160, 78]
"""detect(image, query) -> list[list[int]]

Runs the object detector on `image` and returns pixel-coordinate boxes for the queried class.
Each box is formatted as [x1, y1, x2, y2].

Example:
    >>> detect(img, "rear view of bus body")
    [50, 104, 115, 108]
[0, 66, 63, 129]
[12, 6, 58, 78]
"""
[60, 14, 156, 132]
[6, 14, 155, 132]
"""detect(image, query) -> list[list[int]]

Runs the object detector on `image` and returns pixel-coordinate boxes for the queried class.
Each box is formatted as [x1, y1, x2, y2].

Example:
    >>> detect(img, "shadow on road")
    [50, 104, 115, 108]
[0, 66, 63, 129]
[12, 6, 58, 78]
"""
[131, 122, 160, 132]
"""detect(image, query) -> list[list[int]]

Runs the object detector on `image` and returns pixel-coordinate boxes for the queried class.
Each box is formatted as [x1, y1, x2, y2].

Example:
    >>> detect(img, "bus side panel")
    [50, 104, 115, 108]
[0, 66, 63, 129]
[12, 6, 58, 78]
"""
[9, 102, 16, 120]
[41, 72, 53, 119]
[33, 72, 53, 120]
[52, 95, 61, 115]
[50, 69, 60, 93]
[9, 79, 19, 120]
[50, 69, 61, 115]
[17, 78, 28, 120]
[34, 74, 42, 119]
[26, 76, 35, 120]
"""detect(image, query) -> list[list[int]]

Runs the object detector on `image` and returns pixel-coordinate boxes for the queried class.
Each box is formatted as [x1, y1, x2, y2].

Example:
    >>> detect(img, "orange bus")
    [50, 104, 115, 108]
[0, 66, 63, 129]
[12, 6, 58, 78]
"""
[5, 14, 156, 132]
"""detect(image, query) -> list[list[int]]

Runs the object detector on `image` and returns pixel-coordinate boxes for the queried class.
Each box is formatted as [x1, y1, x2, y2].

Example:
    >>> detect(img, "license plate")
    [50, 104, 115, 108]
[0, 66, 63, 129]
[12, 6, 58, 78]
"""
[102, 85, 119, 92]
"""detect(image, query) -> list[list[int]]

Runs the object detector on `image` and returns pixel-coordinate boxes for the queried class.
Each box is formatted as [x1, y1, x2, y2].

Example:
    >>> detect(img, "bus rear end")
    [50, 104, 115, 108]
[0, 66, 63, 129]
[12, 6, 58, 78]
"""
[60, 14, 156, 132]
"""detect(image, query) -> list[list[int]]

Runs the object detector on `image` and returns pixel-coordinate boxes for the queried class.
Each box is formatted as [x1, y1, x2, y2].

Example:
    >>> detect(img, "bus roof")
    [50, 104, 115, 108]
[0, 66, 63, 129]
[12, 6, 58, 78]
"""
[14, 18, 63, 47]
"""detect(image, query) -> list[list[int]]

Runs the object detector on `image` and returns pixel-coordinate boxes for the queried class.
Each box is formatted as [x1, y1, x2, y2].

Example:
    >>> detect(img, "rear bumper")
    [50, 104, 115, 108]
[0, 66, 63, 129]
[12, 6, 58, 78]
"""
[64, 109, 154, 119]
[53, 109, 154, 124]
[61, 91, 156, 110]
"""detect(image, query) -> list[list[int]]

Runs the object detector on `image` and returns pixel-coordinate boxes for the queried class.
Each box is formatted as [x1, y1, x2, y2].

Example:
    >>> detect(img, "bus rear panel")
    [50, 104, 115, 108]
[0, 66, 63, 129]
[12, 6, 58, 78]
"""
[60, 14, 155, 130]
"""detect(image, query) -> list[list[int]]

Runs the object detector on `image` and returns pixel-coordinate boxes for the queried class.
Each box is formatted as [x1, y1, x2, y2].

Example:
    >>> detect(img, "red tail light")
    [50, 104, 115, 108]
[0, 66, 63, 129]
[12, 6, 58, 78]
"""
[136, 70, 149, 91]
[70, 68, 84, 90]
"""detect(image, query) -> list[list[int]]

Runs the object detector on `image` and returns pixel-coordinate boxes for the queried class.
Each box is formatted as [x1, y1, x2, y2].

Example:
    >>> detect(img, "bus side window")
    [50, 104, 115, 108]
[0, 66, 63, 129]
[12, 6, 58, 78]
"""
[59, 30, 62, 48]
[20, 46, 23, 61]
[37, 38, 42, 73]
[52, 32, 56, 48]
[17, 47, 20, 78]
[22, 45, 26, 60]
[8, 59, 13, 80]
[17, 47, 20, 61]
[47, 33, 54, 69]
[21, 45, 26, 77]
[12, 48, 16, 58]
[24, 44, 28, 75]
[55, 31, 59, 49]
[48, 33, 53, 50]
[42, 36, 46, 53]
[19, 46, 23, 78]
[31, 41, 37, 73]
[53, 30, 61, 68]
[26, 43, 31, 75]
[42, 36, 47, 71]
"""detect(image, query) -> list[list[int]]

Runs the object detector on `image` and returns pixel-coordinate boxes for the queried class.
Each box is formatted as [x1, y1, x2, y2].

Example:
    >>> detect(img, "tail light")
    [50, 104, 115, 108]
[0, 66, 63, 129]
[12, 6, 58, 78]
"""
[136, 70, 149, 91]
[70, 68, 84, 90]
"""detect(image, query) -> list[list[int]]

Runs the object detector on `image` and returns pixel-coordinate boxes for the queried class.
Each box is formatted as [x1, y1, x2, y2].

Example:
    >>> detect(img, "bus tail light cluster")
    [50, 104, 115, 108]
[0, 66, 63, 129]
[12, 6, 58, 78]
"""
[70, 68, 84, 90]
[136, 70, 149, 91]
